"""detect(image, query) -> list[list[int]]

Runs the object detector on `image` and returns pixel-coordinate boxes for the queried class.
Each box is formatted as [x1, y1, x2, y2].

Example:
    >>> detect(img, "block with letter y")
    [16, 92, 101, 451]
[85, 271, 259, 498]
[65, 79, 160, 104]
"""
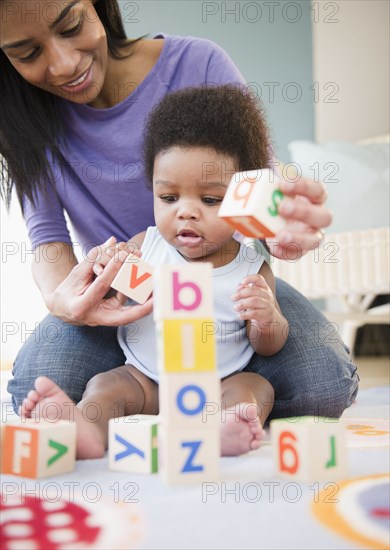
[108, 415, 159, 473]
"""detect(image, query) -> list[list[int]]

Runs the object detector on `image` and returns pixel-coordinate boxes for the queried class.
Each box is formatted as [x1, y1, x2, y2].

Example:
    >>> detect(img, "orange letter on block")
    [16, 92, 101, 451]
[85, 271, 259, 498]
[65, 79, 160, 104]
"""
[279, 430, 299, 474]
[2, 426, 38, 478]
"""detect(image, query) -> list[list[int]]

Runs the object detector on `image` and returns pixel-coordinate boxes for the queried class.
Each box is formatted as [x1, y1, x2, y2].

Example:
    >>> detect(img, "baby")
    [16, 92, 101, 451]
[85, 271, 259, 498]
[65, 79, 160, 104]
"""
[21, 85, 288, 458]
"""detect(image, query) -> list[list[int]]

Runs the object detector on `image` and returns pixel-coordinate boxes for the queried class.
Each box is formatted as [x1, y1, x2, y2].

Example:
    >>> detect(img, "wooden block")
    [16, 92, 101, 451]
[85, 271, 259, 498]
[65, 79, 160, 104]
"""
[159, 372, 220, 429]
[1, 420, 76, 478]
[159, 427, 220, 485]
[156, 318, 217, 373]
[111, 253, 153, 304]
[270, 416, 348, 482]
[108, 415, 159, 473]
[218, 169, 286, 238]
[153, 263, 213, 321]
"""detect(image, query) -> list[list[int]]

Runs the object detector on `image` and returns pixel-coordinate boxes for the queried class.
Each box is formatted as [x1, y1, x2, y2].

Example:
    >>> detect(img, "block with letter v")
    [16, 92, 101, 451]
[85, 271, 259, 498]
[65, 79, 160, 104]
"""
[111, 252, 154, 304]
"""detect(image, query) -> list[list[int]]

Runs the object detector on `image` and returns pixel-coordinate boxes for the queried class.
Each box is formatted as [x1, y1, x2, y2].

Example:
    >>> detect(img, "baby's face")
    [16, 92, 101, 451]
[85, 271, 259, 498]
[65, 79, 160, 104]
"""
[153, 146, 238, 267]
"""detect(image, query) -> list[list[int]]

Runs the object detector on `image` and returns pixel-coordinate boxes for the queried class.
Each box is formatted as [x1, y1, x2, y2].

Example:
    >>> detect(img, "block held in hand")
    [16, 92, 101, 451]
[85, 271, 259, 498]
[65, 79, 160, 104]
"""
[218, 169, 286, 238]
[111, 253, 154, 304]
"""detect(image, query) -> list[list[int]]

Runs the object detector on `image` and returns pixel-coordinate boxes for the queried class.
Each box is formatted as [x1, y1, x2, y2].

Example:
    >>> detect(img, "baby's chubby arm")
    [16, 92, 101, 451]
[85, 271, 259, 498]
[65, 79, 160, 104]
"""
[231, 262, 289, 356]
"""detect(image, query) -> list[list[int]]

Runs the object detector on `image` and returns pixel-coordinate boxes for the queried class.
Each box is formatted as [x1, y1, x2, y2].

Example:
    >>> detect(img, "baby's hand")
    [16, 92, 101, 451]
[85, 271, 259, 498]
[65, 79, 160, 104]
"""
[93, 237, 141, 276]
[232, 274, 277, 325]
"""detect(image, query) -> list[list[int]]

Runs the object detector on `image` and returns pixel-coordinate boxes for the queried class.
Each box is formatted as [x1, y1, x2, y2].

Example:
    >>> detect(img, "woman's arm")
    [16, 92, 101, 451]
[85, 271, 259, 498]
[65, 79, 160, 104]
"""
[232, 261, 289, 356]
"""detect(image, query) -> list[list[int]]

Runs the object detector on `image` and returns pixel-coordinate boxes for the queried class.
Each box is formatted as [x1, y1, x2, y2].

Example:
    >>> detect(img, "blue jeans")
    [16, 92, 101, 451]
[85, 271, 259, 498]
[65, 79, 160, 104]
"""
[8, 279, 359, 418]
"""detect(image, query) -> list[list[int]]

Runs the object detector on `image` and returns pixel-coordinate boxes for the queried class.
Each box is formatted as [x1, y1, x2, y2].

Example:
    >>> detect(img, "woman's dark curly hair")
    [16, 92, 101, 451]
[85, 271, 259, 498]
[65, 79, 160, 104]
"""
[144, 84, 271, 186]
[0, 0, 141, 210]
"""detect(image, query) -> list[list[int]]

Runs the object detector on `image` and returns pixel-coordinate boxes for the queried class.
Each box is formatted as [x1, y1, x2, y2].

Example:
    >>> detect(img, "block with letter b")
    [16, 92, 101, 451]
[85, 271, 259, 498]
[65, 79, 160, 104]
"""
[111, 253, 153, 304]
[159, 372, 220, 429]
[108, 415, 159, 473]
[1, 420, 76, 479]
[159, 427, 220, 485]
[270, 416, 348, 482]
[218, 169, 286, 238]
[153, 263, 213, 321]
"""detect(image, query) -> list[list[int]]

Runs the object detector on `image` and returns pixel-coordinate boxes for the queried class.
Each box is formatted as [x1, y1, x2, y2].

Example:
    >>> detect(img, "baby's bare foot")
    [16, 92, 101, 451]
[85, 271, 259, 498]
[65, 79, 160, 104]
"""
[220, 402, 264, 456]
[19, 376, 105, 459]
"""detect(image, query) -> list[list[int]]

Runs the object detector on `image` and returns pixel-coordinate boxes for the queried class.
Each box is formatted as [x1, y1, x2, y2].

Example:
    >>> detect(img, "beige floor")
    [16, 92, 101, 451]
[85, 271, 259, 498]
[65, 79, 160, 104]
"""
[354, 355, 390, 389]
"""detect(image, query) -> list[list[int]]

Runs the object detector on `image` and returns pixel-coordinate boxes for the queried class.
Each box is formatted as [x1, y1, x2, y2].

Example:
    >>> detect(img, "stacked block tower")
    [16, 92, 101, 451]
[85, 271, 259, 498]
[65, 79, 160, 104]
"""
[154, 263, 220, 485]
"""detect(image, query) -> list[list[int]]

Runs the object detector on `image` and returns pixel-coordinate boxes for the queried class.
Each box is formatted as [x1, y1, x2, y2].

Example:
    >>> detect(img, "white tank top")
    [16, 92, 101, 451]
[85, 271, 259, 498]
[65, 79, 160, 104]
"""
[117, 226, 265, 380]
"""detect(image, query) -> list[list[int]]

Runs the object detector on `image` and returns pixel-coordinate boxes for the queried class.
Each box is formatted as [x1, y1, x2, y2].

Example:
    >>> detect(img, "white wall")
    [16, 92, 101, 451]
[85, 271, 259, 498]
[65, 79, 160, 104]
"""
[312, 0, 390, 142]
[1, 198, 48, 364]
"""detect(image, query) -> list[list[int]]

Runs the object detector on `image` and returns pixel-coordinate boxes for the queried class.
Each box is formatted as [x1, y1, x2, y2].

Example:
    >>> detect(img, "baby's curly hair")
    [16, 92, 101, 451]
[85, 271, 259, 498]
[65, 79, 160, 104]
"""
[143, 84, 271, 186]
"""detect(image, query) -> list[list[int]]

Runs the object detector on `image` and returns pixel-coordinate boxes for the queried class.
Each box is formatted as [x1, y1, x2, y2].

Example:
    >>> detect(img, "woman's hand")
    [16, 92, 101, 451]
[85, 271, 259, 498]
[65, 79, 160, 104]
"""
[266, 176, 332, 260]
[48, 237, 152, 326]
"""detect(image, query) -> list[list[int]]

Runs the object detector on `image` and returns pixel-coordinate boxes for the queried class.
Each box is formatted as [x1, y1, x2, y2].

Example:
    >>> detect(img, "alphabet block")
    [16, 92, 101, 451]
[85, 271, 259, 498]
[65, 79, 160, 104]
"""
[218, 169, 286, 238]
[111, 253, 153, 304]
[159, 372, 220, 429]
[153, 263, 213, 321]
[270, 416, 348, 482]
[158, 427, 220, 485]
[1, 420, 76, 478]
[108, 415, 159, 474]
[156, 318, 217, 373]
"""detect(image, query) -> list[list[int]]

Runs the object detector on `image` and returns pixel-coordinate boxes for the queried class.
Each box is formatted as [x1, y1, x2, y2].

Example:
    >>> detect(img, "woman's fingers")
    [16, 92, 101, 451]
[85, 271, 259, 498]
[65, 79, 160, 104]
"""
[278, 196, 333, 229]
[280, 176, 328, 205]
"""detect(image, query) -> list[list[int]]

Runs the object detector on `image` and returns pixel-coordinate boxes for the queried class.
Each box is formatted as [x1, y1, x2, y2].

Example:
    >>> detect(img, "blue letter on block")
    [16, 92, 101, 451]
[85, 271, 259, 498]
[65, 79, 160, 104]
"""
[181, 441, 203, 472]
[177, 385, 206, 416]
[115, 434, 145, 462]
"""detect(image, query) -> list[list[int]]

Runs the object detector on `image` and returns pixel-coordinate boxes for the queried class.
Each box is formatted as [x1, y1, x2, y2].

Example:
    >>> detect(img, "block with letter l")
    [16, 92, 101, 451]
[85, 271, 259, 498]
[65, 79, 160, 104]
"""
[270, 416, 348, 482]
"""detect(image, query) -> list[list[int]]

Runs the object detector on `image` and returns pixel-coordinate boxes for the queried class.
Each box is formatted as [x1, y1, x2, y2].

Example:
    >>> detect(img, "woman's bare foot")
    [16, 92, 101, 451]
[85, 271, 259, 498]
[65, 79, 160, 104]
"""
[19, 376, 105, 459]
[220, 402, 264, 456]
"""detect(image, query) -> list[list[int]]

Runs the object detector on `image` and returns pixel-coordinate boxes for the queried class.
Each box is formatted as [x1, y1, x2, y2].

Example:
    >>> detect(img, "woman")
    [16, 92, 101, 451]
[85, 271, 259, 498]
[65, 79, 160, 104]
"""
[0, 0, 358, 417]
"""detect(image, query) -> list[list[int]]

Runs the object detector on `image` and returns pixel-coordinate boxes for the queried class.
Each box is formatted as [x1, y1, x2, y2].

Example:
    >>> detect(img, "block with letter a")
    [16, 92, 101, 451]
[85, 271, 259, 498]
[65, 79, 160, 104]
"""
[1, 420, 76, 478]
[111, 253, 153, 304]
[218, 169, 286, 238]
[270, 416, 348, 482]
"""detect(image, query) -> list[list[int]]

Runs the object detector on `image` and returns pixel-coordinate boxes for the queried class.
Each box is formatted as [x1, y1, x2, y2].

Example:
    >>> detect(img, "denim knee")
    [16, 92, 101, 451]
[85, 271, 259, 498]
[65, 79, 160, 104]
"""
[8, 315, 125, 412]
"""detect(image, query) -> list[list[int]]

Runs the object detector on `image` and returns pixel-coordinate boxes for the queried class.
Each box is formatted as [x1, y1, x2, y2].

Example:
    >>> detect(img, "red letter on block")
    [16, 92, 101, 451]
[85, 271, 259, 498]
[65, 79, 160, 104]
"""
[279, 431, 299, 474]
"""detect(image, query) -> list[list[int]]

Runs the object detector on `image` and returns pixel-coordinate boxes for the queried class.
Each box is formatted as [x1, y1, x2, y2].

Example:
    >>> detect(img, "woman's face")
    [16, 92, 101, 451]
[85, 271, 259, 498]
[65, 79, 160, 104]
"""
[0, 0, 109, 105]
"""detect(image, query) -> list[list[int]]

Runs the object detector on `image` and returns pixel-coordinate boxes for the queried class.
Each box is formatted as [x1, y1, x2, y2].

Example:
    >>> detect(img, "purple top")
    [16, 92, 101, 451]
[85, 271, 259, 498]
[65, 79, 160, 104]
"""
[24, 34, 245, 250]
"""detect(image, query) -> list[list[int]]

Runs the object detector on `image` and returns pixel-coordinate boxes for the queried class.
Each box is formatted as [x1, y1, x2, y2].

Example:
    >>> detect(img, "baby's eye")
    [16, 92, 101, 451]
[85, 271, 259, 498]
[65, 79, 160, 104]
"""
[202, 196, 222, 205]
[160, 195, 177, 203]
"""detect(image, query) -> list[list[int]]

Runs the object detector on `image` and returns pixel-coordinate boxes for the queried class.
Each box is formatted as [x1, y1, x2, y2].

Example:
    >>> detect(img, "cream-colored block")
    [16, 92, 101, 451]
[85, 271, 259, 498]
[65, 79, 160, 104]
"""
[108, 415, 159, 473]
[1, 420, 76, 479]
[156, 318, 217, 373]
[153, 263, 213, 321]
[218, 169, 286, 238]
[159, 427, 220, 485]
[111, 253, 153, 304]
[270, 416, 348, 482]
[159, 372, 220, 429]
